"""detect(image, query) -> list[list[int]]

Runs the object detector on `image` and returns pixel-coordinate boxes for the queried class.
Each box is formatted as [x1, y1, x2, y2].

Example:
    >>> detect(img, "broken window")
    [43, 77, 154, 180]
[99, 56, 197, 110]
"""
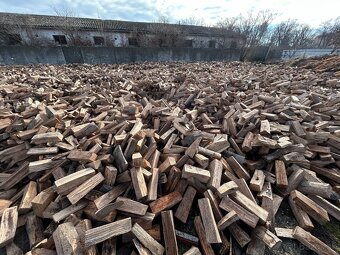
[128, 38, 138, 46]
[184, 40, 193, 47]
[8, 34, 22, 45]
[209, 40, 216, 48]
[53, 35, 67, 45]
[93, 36, 104, 45]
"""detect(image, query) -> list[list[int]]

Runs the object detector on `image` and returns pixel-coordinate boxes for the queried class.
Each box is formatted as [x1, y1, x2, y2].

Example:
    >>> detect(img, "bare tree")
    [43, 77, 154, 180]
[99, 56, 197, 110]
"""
[178, 16, 205, 26]
[317, 17, 340, 51]
[142, 16, 187, 47]
[217, 10, 276, 60]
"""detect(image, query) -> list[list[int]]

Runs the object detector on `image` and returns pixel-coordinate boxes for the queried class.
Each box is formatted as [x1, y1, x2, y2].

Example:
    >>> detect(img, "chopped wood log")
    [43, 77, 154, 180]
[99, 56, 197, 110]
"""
[131, 167, 148, 200]
[193, 216, 215, 255]
[149, 191, 182, 215]
[54, 168, 96, 195]
[216, 181, 238, 197]
[161, 210, 178, 255]
[226, 156, 250, 181]
[275, 228, 294, 239]
[0, 206, 18, 248]
[275, 160, 288, 188]
[175, 186, 196, 223]
[230, 191, 269, 222]
[71, 123, 99, 138]
[293, 226, 338, 255]
[198, 198, 221, 243]
[298, 181, 334, 199]
[67, 173, 104, 204]
[288, 194, 314, 230]
[85, 218, 132, 247]
[104, 166, 117, 186]
[31, 132, 63, 144]
[291, 190, 330, 225]
[53, 222, 82, 255]
[228, 222, 251, 248]
[208, 159, 223, 191]
[219, 197, 259, 228]
[31, 189, 57, 218]
[26, 213, 44, 248]
[67, 150, 97, 163]
[308, 195, 340, 221]
[19, 181, 37, 213]
[52, 200, 88, 222]
[250, 169, 265, 192]
[148, 168, 159, 202]
[116, 197, 148, 216]
[217, 210, 239, 230]
[132, 223, 165, 255]
[253, 226, 282, 250]
[182, 164, 211, 183]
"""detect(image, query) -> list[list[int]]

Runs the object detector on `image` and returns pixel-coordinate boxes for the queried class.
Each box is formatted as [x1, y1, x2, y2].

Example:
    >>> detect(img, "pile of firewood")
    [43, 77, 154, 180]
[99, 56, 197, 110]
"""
[0, 61, 339, 255]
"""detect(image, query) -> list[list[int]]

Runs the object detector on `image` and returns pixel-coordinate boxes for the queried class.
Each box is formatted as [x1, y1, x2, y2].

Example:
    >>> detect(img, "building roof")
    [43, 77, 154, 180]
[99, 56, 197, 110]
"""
[0, 12, 240, 38]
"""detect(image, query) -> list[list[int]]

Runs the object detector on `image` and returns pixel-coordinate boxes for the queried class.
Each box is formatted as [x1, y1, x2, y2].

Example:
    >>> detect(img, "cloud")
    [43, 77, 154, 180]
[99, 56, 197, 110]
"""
[0, 0, 338, 27]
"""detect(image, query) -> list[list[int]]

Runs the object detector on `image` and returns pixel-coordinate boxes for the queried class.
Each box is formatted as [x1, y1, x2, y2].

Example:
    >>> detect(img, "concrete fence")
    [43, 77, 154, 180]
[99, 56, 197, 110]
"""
[0, 46, 241, 65]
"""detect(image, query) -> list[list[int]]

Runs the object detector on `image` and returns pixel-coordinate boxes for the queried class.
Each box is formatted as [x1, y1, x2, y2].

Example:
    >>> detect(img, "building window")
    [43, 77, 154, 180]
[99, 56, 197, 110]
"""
[8, 34, 22, 45]
[93, 36, 104, 45]
[53, 35, 67, 45]
[184, 40, 193, 47]
[230, 40, 237, 48]
[209, 40, 216, 48]
[128, 37, 138, 46]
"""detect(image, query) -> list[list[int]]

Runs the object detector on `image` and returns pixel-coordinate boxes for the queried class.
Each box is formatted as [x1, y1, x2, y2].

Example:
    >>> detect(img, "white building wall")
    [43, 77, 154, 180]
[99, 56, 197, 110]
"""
[12, 27, 239, 48]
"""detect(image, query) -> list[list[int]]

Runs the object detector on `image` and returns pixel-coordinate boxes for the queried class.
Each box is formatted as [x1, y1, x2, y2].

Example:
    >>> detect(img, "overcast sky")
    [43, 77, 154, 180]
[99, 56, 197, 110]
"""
[0, 0, 339, 27]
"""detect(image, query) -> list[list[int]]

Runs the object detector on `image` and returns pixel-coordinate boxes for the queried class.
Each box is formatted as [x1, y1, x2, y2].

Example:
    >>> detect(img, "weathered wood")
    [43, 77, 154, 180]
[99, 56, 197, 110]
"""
[275, 160, 288, 188]
[219, 197, 259, 228]
[291, 190, 329, 225]
[253, 226, 282, 250]
[182, 164, 211, 183]
[31, 132, 63, 144]
[175, 186, 196, 223]
[131, 167, 148, 200]
[293, 226, 338, 255]
[67, 172, 104, 204]
[161, 210, 178, 255]
[230, 191, 269, 222]
[250, 170, 265, 192]
[53, 200, 88, 222]
[193, 216, 215, 255]
[85, 218, 132, 247]
[54, 168, 96, 195]
[148, 168, 159, 202]
[0, 206, 18, 248]
[116, 197, 148, 216]
[53, 222, 82, 255]
[67, 150, 97, 163]
[228, 222, 251, 248]
[308, 195, 340, 221]
[208, 159, 223, 191]
[275, 228, 294, 239]
[217, 181, 238, 197]
[132, 223, 165, 255]
[19, 181, 37, 213]
[198, 198, 221, 243]
[149, 191, 182, 215]
[288, 194, 314, 230]
[226, 156, 251, 181]
[217, 210, 239, 230]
